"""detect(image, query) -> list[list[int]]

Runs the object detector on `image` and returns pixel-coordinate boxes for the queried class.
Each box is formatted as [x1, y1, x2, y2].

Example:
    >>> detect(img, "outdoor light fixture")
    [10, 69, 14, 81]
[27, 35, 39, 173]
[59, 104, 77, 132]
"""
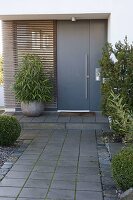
[71, 17, 76, 22]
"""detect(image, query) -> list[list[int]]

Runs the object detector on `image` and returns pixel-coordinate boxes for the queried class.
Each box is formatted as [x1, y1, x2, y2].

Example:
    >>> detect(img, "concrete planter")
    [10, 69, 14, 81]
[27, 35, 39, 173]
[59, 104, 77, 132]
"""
[21, 101, 44, 117]
[0, 85, 4, 107]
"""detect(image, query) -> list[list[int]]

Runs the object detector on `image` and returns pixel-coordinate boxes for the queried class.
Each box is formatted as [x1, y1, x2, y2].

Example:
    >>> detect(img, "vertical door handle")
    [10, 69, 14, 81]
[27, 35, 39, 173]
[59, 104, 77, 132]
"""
[95, 68, 101, 81]
[85, 54, 89, 99]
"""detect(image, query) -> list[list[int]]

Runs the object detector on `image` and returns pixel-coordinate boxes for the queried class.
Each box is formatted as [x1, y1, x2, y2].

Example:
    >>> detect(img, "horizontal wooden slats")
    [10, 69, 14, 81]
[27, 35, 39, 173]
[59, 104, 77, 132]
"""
[2, 21, 16, 109]
[3, 20, 57, 110]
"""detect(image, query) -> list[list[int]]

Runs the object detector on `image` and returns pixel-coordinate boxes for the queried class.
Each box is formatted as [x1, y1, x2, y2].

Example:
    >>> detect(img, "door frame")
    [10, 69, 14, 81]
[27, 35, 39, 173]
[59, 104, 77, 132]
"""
[56, 19, 107, 112]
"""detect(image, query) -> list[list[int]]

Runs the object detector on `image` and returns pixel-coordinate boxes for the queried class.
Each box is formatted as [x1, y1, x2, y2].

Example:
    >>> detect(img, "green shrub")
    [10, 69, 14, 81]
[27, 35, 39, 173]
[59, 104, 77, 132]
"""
[108, 90, 133, 142]
[13, 54, 53, 103]
[0, 115, 21, 146]
[0, 56, 3, 85]
[112, 147, 133, 191]
[100, 37, 133, 115]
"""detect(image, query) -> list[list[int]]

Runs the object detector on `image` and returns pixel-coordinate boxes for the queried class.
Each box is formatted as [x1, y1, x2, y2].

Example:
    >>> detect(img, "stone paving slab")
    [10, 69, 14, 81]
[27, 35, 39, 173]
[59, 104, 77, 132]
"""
[10, 164, 34, 172]
[22, 122, 66, 130]
[18, 199, 44, 200]
[51, 180, 75, 190]
[24, 179, 51, 189]
[76, 181, 102, 191]
[77, 174, 101, 182]
[0, 198, 16, 200]
[29, 172, 53, 180]
[19, 188, 47, 198]
[76, 191, 103, 200]
[47, 189, 75, 199]
[53, 173, 77, 181]
[5, 171, 31, 179]
[66, 123, 109, 130]
[0, 178, 26, 187]
[0, 186, 21, 197]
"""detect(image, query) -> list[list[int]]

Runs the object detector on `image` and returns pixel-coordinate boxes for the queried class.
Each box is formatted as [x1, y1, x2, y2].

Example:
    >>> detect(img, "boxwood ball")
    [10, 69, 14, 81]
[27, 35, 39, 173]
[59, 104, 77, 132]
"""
[0, 115, 21, 146]
[112, 147, 133, 191]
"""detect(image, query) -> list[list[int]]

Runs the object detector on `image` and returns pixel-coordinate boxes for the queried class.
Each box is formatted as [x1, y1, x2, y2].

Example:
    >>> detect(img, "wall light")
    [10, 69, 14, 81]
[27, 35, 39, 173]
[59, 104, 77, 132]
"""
[71, 17, 76, 22]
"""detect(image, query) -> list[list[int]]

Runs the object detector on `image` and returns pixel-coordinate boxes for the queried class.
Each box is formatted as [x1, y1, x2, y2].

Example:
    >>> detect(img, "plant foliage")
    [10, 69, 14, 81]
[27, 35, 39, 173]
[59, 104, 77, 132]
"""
[13, 54, 53, 103]
[112, 147, 133, 191]
[107, 90, 133, 142]
[0, 115, 21, 146]
[100, 37, 133, 114]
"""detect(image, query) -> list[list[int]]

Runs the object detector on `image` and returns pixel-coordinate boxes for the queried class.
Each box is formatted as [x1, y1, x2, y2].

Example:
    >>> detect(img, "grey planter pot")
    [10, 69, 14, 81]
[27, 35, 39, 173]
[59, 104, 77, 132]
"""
[21, 101, 44, 117]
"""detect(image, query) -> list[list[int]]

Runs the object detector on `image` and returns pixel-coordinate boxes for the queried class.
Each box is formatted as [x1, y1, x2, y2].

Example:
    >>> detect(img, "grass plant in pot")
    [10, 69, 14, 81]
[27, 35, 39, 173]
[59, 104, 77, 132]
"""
[13, 54, 53, 117]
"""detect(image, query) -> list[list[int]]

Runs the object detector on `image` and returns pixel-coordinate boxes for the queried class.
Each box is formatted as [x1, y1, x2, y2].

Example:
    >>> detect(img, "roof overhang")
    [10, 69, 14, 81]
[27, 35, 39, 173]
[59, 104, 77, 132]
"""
[0, 13, 110, 20]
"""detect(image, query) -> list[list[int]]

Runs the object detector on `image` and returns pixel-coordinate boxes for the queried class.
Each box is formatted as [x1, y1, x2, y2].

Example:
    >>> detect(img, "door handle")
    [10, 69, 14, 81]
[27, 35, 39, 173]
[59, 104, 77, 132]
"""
[95, 68, 101, 81]
[85, 54, 89, 99]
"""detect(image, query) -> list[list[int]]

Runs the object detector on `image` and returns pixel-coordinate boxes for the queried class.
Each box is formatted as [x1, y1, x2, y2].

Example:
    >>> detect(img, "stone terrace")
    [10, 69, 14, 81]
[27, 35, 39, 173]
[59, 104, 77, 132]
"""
[0, 112, 117, 200]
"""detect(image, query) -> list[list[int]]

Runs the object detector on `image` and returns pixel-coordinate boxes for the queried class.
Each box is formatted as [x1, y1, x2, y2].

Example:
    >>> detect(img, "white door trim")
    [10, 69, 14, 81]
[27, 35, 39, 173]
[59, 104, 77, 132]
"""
[57, 110, 90, 112]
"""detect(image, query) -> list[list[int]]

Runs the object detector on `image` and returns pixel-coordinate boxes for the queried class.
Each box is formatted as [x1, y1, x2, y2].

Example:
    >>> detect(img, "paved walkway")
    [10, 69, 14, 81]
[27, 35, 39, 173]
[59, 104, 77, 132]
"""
[0, 129, 103, 200]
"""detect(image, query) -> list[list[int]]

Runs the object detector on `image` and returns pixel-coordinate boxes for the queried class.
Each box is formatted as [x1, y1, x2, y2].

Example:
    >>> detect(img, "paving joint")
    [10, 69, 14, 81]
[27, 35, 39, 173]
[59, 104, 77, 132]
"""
[44, 130, 68, 200]
[16, 130, 54, 199]
[74, 131, 82, 200]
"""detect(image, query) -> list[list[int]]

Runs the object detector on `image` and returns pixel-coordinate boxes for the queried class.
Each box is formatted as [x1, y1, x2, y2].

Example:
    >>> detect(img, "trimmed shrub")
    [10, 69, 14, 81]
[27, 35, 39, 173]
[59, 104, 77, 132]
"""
[112, 147, 133, 191]
[100, 37, 133, 115]
[0, 115, 21, 146]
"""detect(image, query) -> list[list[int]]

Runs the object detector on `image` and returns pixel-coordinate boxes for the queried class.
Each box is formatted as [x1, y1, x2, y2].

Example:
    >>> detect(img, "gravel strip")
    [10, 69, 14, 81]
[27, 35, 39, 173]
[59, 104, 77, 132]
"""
[0, 140, 23, 168]
[0, 146, 16, 167]
[96, 130, 118, 200]
[0, 140, 31, 181]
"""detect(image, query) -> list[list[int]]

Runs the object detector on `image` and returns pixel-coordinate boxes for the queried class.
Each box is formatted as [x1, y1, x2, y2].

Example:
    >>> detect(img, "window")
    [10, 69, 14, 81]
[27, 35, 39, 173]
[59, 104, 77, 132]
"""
[32, 30, 52, 49]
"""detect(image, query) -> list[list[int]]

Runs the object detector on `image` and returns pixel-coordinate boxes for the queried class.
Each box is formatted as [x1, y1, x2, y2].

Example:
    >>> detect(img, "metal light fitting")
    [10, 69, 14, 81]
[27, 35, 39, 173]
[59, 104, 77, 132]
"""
[71, 17, 76, 22]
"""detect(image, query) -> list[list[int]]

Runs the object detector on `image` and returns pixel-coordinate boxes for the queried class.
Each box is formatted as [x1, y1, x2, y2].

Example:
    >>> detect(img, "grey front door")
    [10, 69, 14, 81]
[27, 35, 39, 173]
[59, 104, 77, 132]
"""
[57, 20, 107, 111]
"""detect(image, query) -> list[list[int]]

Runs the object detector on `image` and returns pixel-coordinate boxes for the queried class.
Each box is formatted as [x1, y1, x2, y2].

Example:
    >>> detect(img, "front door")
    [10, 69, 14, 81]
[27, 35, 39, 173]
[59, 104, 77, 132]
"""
[57, 20, 107, 111]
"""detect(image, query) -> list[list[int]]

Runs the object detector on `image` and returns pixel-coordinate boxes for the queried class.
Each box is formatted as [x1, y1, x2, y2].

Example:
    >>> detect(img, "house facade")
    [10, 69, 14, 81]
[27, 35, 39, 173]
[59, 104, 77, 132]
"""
[0, 0, 132, 112]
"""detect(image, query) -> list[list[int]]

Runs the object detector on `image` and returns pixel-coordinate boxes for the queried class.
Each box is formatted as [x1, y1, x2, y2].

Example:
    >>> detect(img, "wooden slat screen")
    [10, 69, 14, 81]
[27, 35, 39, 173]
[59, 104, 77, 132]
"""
[3, 20, 57, 110]
[2, 21, 16, 110]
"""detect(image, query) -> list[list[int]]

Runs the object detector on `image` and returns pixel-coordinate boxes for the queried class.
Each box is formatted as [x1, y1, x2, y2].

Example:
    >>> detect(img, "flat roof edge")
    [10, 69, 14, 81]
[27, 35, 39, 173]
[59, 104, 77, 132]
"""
[0, 13, 110, 20]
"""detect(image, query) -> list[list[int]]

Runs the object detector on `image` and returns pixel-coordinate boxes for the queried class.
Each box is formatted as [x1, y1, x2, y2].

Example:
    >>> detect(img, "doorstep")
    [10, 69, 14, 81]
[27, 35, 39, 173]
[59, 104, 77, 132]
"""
[4, 111, 110, 131]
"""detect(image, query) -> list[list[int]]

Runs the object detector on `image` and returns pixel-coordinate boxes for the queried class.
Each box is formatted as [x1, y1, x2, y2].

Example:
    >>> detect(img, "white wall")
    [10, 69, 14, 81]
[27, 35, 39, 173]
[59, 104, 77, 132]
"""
[0, 21, 2, 55]
[108, 0, 133, 45]
[0, 0, 132, 45]
[0, 0, 112, 15]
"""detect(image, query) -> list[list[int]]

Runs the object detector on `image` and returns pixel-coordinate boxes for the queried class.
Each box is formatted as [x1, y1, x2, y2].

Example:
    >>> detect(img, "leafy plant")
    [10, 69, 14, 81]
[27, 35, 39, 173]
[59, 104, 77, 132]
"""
[100, 37, 133, 114]
[112, 147, 133, 191]
[108, 90, 133, 142]
[13, 54, 53, 103]
[0, 115, 21, 146]
[0, 56, 3, 85]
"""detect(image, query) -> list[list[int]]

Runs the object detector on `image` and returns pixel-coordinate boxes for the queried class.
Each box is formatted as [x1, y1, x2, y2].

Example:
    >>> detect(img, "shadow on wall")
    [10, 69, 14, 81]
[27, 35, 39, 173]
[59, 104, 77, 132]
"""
[0, 54, 4, 108]
[0, 84, 4, 108]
